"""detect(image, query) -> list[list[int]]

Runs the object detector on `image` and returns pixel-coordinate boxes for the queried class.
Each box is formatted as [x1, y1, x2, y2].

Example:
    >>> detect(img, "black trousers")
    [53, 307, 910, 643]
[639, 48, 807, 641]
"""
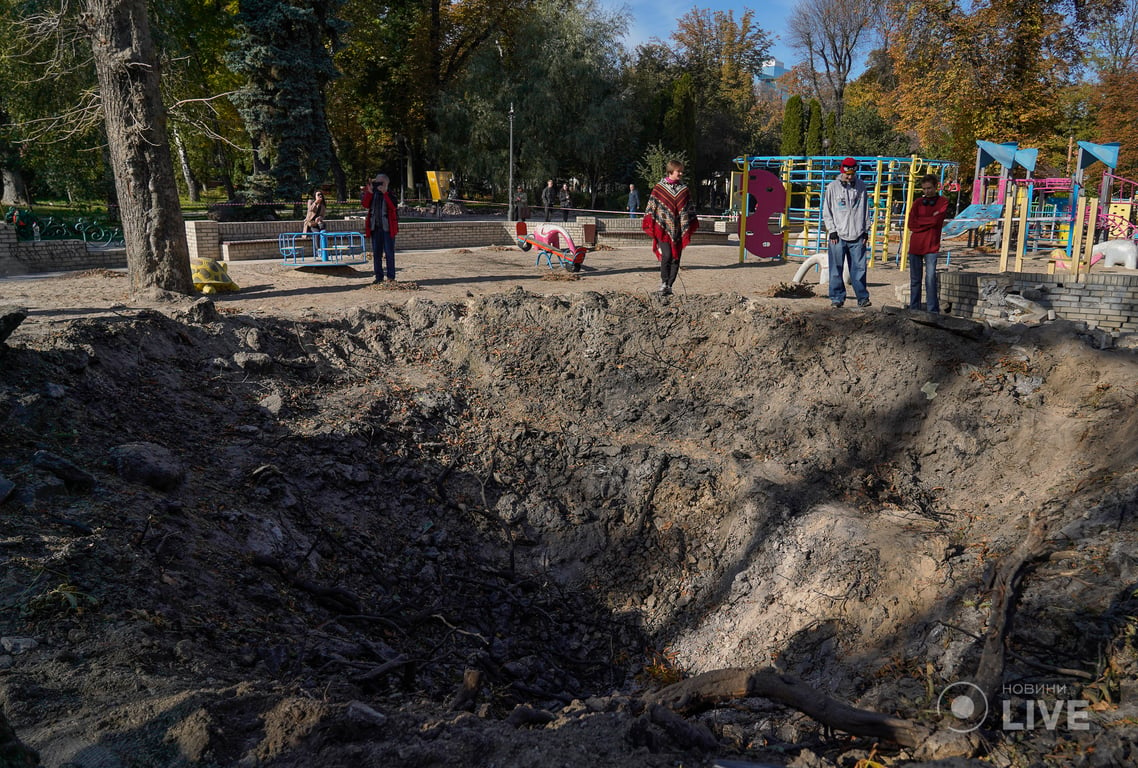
[659, 239, 681, 287]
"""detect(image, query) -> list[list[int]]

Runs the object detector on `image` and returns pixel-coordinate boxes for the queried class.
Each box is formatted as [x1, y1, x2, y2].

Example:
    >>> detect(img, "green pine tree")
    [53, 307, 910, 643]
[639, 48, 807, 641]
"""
[806, 99, 823, 156]
[824, 112, 838, 156]
[228, 0, 345, 202]
[780, 95, 804, 156]
[636, 142, 689, 189]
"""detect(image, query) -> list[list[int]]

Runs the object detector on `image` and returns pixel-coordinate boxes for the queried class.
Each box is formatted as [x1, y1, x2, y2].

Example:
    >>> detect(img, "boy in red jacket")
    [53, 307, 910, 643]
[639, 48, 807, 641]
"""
[907, 174, 949, 313]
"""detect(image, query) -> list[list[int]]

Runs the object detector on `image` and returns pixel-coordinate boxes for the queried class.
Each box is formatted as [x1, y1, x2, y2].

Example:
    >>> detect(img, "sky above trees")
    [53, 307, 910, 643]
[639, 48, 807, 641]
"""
[600, 0, 800, 65]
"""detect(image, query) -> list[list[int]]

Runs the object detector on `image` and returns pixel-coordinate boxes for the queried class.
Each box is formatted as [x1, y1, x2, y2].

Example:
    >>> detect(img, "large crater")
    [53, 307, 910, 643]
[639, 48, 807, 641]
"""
[1, 291, 1136, 767]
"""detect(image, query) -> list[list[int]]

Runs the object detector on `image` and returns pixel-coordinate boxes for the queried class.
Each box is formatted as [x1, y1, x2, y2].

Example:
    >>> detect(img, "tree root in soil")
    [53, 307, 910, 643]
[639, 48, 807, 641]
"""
[645, 667, 943, 749]
[637, 511, 1063, 760]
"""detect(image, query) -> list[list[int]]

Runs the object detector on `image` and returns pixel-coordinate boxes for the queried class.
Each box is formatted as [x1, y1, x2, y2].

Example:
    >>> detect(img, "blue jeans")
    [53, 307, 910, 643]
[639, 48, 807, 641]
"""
[828, 237, 869, 304]
[371, 230, 396, 280]
[909, 252, 939, 312]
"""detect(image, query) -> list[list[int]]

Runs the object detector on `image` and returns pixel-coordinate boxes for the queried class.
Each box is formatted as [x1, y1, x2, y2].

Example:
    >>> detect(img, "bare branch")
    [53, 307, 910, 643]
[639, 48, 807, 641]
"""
[3, 89, 103, 143]
[167, 90, 242, 112]
[786, 0, 876, 112]
[7, 0, 93, 81]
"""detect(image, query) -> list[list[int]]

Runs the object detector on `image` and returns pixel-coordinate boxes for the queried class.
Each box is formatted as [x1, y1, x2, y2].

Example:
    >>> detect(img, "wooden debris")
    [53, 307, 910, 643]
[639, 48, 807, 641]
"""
[881, 305, 987, 339]
[643, 666, 975, 757]
[765, 282, 815, 298]
[447, 668, 484, 711]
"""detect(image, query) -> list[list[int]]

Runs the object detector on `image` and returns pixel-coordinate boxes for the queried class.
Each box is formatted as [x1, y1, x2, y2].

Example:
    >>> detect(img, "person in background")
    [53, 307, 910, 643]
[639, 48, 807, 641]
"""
[559, 183, 571, 222]
[641, 159, 698, 296]
[822, 157, 872, 308]
[907, 174, 950, 313]
[541, 180, 554, 222]
[303, 189, 326, 233]
[362, 174, 399, 284]
[513, 185, 530, 222]
[627, 183, 640, 219]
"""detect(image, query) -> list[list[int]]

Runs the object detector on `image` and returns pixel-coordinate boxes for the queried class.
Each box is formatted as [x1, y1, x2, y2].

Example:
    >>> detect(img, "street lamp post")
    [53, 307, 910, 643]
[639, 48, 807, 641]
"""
[507, 103, 515, 221]
[396, 135, 406, 207]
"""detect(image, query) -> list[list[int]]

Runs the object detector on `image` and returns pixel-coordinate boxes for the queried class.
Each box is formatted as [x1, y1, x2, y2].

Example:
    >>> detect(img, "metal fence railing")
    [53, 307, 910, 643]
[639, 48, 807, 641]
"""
[4, 208, 124, 247]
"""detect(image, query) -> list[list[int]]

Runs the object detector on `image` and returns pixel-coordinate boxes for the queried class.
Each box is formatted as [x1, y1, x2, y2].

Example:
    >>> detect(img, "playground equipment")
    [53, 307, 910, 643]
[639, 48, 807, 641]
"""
[1092, 239, 1138, 270]
[514, 222, 587, 272]
[731, 155, 958, 266]
[426, 171, 454, 204]
[958, 139, 1138, 277]
[1100, 172, 1137, 239]
[732, 168, 785, 263]
[791, 251, 851, 286]
[191, 258, 239, 294]
[940, 141, 1037, 244]
[279, 231, 367, 266]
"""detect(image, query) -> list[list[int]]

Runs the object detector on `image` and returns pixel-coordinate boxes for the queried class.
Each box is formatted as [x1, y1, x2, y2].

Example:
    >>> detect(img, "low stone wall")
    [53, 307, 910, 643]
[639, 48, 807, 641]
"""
[1, 215, 734, 275]
[941, 270, 1138, 334]
[399, 221, 516, 251]
[188, 218, 519, 262]
[570, 215, 731, 246]
[185, 215, 732, 263]
[0, 222, 126, 276]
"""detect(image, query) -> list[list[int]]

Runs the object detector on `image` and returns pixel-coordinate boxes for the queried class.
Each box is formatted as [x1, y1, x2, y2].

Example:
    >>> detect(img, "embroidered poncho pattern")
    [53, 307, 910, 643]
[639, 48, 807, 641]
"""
[641, 178, 698, 259]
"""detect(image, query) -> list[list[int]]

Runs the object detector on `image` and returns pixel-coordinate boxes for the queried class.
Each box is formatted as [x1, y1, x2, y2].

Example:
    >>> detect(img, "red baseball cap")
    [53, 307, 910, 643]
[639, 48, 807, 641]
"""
[840, 157, 858, 169]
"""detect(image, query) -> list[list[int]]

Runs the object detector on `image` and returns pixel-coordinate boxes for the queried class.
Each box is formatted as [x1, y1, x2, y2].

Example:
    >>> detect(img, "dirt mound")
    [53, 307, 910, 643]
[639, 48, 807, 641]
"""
[1, 289, 1136, 767]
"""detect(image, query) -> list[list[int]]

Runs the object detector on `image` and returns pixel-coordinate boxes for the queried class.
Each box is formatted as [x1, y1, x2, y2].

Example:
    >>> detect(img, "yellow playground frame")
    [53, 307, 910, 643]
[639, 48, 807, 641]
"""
[732, 154, 959, 266]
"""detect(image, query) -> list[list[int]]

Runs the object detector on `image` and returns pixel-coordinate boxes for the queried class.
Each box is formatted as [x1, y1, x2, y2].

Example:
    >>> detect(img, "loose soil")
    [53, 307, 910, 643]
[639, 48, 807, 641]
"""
[1, 243, 1137, 768]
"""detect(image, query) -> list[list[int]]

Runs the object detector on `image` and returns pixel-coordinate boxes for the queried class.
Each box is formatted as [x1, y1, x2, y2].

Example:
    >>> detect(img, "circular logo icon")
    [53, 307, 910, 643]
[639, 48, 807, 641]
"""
[937, 681, 988, 733]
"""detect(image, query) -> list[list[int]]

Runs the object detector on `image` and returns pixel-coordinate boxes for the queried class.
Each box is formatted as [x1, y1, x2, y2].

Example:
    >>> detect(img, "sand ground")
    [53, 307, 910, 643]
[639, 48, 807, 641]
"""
[0, 240, 1010, 321]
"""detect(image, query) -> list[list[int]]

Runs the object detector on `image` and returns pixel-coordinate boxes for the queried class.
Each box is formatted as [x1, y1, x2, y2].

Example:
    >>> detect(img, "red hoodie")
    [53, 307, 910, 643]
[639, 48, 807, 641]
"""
[907, 194, 949, 255]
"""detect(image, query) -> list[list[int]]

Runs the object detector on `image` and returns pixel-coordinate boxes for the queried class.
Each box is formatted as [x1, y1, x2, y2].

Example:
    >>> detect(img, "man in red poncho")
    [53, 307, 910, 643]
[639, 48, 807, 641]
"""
[641, 159, 698, 296]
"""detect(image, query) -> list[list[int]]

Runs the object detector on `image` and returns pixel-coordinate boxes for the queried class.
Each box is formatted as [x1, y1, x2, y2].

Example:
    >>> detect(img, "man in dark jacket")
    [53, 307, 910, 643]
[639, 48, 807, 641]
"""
[541, 180, 554, 221]
[559, 183, 571, 222]
[362, 174, 399, 284]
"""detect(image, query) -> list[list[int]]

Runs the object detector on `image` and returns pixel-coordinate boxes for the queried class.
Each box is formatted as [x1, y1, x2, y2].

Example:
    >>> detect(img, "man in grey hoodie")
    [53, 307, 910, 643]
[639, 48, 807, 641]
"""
[823, 157, 872, 308]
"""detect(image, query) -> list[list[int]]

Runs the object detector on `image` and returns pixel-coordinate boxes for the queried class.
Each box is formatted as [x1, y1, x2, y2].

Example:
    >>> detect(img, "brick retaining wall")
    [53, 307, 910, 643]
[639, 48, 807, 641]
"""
[941, 270, 1138, 334]
[186, 216, 732, 262]
[0, 222, 126, 276]
[190, 218, 518, 261]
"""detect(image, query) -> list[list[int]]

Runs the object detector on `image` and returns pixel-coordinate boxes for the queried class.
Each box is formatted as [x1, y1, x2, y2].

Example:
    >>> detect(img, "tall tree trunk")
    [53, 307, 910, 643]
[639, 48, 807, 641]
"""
[102, 144, 119, 221]
[87, 0, 192, 295]
[0, 168, 31, 206]
[405, 148, 416, 201]
[173, 127, 201, 202]
[213, 137, 237, 200]
[328, 134, 347, 202]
